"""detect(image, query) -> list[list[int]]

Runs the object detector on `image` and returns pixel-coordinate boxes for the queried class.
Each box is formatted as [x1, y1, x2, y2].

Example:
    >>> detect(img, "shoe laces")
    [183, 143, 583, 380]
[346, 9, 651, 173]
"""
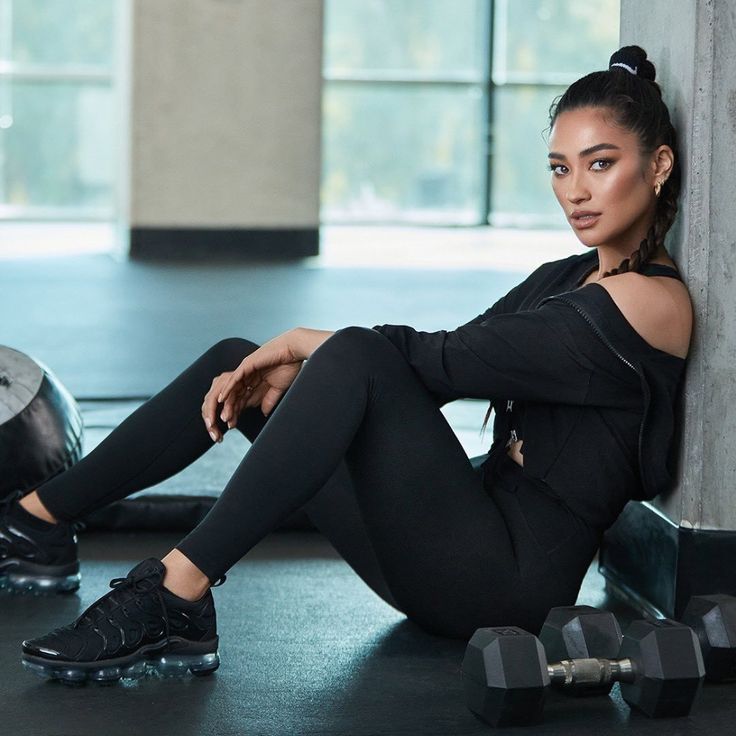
[71, 567, 225, 632]
[74, 566, 167, 632]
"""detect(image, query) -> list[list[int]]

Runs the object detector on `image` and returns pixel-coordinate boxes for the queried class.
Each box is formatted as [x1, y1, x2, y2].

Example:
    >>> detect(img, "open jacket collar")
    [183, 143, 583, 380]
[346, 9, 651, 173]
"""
[537, 280, 686, 500]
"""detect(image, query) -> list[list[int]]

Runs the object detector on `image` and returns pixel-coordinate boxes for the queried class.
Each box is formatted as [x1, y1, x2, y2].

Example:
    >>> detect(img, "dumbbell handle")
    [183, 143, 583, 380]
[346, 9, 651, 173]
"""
[548, 657, 636, 689]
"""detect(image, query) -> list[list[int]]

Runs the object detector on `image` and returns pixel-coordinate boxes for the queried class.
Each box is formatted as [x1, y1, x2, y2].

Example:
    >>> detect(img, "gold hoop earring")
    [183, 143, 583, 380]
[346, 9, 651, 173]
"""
[654, 180, 663, 197]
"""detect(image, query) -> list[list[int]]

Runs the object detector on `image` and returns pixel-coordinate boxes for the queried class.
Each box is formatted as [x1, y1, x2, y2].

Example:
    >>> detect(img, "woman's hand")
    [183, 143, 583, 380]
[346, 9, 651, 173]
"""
[201, 370, 274, 442]
[202, 328, 337, 442]
[201, 371, 237, 442]
[214, 330, 305, 433]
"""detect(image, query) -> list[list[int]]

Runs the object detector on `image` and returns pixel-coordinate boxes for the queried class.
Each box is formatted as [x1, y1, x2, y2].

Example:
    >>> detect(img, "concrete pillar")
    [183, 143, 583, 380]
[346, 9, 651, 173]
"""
[598, 0, 736, 618]
[128, 0, 323, 258]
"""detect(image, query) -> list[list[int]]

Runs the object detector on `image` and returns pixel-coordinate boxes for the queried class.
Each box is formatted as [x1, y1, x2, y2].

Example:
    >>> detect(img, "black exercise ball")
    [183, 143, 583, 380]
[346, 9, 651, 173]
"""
[0, 346, 83, 500]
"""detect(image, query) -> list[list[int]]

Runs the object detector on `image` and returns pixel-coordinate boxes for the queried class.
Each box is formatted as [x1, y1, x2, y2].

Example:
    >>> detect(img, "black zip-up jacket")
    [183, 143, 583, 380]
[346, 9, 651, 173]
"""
[371, 249, 688, 528]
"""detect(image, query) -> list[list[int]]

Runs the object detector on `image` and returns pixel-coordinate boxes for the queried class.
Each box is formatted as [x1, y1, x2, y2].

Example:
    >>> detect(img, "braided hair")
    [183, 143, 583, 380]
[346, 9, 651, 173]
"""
[479, 45, 681, 440]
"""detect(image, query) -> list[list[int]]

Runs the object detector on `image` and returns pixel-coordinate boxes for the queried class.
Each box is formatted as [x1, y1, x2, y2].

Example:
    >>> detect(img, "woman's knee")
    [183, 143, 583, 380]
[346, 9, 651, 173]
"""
[206, 337, 259, 372]
[315, 326, 401, 372]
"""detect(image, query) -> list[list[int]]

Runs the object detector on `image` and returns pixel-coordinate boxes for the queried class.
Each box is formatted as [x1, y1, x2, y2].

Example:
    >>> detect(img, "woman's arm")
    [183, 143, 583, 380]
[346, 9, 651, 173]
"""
[365, 270, 543, 408]
[290, 327, 336, 359]
[371, 300, 599, 406]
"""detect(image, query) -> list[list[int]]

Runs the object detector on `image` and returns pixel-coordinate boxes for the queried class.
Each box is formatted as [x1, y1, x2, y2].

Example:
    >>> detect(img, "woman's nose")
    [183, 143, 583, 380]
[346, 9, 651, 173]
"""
[565, 176, 591, 204]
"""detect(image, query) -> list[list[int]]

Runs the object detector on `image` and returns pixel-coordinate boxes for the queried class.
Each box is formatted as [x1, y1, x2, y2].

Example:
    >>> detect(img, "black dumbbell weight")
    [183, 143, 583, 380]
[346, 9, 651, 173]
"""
[543, 596, 736, 687]
[538, 604, 623, 696]
[680, 593, 736, 682]
[462, 618, 705, 727]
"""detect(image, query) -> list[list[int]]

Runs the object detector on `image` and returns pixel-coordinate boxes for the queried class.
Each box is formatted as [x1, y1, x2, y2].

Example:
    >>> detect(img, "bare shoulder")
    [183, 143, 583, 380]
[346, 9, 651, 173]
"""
[596, 272, 693, 359]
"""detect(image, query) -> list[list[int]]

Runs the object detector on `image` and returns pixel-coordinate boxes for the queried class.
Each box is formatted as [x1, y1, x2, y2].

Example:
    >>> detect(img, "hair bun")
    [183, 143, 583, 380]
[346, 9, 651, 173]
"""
[608, 45, 656, 82]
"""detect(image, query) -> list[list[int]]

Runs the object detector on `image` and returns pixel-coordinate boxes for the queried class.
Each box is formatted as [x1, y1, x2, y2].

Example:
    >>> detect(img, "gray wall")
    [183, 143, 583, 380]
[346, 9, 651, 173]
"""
[621, 0, 736, 530]
[129, 0, 323, 231]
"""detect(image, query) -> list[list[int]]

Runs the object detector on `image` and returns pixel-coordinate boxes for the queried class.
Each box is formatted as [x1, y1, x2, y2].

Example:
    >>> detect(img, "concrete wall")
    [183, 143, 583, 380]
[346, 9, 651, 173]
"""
[595, 0, 736, 620]
[620, 0, 736, 531]
[128, 0, 323, 249]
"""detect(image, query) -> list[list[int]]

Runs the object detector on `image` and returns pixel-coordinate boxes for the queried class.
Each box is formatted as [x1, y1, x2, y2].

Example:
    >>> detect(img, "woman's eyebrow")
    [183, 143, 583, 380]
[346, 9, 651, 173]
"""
[547, 142, 622, 160]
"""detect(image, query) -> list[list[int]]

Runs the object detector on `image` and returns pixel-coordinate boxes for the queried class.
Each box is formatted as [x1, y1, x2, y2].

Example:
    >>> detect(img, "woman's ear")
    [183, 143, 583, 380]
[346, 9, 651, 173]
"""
[651, 144, 674, 182]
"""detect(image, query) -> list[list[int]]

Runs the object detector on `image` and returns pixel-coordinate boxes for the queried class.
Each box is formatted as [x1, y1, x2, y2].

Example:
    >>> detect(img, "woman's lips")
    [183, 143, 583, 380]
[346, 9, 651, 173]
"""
[571, 213, 601, 229]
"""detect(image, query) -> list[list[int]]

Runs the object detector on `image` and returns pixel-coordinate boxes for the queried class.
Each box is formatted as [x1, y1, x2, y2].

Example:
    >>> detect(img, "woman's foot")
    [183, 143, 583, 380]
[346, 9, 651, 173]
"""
[160, 547, 211, 601]
[0, 491, 80, 594]
[21, 557, 224, 684]
[18, 490, 59, 524]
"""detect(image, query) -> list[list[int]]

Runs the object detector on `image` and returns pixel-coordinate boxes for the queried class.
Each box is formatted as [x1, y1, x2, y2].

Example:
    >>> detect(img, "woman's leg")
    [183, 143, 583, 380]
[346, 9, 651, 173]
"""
[174, 326, 597, 639]
[19, 326, 601, 683]
[3, 338, 265, 594]
[31, 338, 260, 521]
[234, 392, 403, 611]
[26, 332, 401, 609]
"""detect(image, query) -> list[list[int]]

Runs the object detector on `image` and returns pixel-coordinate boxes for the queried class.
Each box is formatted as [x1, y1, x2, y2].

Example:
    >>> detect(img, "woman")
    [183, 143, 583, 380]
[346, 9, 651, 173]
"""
[2, 44, 693, 684]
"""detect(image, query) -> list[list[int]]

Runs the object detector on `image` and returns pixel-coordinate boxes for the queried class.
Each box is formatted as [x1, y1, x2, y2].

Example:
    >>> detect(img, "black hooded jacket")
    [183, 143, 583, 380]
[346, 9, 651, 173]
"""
[371, 249, 688, 529]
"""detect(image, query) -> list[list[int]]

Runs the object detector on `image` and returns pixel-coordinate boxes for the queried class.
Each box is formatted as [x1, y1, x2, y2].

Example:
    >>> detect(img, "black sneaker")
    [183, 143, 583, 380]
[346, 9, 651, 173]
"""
[0, 491, 81, 594]
[21, 557, 223, 683]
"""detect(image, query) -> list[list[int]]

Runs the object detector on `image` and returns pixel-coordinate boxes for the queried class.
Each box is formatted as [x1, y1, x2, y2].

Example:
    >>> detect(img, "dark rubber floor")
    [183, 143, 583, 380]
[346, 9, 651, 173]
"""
[3, 530, 733, 736]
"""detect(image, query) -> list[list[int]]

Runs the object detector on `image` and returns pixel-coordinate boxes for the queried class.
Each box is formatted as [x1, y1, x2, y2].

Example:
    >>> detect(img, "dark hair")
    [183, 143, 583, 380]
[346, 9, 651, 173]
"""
[479, 45, 681, 441]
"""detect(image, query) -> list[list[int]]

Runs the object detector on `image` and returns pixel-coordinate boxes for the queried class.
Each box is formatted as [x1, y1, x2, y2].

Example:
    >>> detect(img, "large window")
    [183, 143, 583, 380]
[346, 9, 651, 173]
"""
[321, 0, 619, 227]
[0, 0, 127, 220]
[321, 0, 491, 225]
[490, 0, 619, 226]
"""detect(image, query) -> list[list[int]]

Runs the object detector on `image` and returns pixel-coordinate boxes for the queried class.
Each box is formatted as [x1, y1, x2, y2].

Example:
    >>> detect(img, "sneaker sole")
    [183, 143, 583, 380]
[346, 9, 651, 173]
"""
[0, 571, 81, 595]
[22, 643, 220, 684]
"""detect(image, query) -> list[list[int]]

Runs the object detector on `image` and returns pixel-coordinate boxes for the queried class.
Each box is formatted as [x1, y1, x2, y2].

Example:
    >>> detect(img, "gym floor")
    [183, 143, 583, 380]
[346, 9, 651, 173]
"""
[4, 534, 734, 735]
[2, 228, 730, 734]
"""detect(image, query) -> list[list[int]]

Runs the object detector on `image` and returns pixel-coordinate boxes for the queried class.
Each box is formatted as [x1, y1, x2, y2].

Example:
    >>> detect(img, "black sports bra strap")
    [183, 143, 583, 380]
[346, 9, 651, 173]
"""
[640, 263, 683, 280]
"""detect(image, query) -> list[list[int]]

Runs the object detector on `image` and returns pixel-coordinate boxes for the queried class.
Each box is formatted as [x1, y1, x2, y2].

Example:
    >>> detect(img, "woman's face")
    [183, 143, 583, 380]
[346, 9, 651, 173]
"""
[547, 106, 668, 253]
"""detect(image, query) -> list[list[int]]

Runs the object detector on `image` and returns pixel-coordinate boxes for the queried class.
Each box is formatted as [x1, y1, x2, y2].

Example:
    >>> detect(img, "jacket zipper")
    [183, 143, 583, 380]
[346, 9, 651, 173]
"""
[539, 294, 647, 477]
[504, 400, 515, 448]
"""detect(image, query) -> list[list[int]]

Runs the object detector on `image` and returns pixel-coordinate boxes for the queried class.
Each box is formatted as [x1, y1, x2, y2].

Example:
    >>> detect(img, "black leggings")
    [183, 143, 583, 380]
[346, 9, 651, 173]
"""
[36, 327, 602, 639]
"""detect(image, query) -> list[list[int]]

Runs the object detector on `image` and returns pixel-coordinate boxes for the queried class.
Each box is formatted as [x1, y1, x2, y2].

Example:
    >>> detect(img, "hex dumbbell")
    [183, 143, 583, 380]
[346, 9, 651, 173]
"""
[462, 617, 705, 727]
[542, 595, 736, 686]
[538, 604, 623, 696]
[680, 593, 736, 682]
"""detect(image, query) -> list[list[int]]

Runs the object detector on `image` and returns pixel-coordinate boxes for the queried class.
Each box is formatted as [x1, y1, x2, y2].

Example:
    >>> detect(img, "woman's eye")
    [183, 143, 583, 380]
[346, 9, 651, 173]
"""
[548, 159, 613, 176]
[591, 158, 613, 171]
